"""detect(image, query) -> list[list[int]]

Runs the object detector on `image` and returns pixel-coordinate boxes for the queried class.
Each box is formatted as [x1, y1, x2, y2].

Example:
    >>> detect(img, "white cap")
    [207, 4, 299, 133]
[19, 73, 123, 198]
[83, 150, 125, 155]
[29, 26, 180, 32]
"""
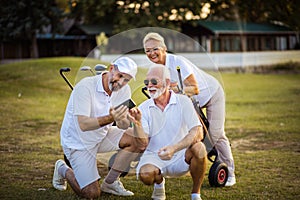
[112, 57, 137, 80]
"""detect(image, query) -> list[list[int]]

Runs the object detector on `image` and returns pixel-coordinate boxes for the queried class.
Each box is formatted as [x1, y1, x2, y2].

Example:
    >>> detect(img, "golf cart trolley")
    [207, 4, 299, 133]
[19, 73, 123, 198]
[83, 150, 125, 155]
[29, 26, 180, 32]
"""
[59, 65, 229, 187]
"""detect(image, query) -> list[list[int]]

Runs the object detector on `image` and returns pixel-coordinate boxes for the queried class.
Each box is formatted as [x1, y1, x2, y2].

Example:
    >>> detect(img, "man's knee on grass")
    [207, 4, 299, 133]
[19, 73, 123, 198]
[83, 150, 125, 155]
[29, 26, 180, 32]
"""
[81, 181, 101, 199]
[139, 164, 160, 185]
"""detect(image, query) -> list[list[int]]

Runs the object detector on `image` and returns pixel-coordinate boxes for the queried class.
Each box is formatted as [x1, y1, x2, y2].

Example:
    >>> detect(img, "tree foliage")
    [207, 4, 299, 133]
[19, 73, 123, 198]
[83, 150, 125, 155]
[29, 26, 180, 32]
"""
[68, 0, 300, 33]
[69, 0, 208, 33]
[0, 0, 65, 57]
[208, 0, 300, 30]
[1, 0, 299, 58]
[68, 0, 116, 25]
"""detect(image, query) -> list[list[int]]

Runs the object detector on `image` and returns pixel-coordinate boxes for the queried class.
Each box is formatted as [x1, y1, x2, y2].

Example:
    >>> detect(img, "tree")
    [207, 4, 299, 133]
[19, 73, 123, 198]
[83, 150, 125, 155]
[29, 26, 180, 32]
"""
[208, 0, 300, 31]
[0, 0, 65, 58]
[69, 0, 209, 33]
[265, 0, 300, 31]
[234, 0, 300, 45]
[69, 0, 300, 33]
[68, 0, 116, 25]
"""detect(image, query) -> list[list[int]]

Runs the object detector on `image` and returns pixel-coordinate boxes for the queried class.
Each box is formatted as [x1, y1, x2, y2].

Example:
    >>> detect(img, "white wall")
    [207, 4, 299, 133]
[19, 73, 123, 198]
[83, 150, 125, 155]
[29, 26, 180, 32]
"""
[101, 50, 300, 70]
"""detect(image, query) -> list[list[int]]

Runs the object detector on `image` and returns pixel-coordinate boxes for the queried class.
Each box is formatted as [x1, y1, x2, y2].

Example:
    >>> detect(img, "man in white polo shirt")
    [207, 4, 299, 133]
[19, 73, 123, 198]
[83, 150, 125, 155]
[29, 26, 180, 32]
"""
[136, 64, 207, 200]
[52, 57, 145, 199]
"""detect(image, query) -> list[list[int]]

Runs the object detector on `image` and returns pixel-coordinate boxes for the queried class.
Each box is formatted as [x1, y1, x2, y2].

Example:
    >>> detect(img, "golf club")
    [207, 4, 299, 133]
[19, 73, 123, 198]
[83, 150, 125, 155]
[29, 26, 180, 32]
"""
[94, 64, 107, 74]
[59, 67, 73, 90]
[80, 65, 95, 75]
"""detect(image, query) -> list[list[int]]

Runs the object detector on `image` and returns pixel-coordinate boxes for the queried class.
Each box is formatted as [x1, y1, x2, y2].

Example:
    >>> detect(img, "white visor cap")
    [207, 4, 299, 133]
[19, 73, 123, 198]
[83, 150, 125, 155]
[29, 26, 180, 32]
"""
[112, 57, 137, 80]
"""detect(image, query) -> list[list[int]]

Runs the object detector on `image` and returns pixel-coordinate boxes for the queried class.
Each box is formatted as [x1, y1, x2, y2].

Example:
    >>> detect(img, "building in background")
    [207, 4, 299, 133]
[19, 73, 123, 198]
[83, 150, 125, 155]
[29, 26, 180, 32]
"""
[1, 21, 298, 59]
[182, 21, 298, 52]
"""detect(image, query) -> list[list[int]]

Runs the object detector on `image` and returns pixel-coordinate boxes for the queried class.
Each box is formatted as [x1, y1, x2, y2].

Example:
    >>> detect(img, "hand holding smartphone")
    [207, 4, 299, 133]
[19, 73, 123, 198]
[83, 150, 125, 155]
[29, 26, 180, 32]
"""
[115, 99, 136, 109]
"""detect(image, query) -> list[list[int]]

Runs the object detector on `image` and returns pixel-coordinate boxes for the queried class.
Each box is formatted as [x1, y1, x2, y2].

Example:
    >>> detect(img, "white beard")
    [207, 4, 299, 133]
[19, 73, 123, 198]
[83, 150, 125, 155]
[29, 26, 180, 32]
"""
[109, 81, 122, 92]
[148, 87, 166, 99]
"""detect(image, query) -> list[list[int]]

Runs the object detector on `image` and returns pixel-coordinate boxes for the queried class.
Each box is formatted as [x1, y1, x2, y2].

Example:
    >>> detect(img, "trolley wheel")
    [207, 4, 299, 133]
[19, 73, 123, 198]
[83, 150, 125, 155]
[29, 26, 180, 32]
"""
[108, 152, 130, 177]
[208, 161, 228, 187]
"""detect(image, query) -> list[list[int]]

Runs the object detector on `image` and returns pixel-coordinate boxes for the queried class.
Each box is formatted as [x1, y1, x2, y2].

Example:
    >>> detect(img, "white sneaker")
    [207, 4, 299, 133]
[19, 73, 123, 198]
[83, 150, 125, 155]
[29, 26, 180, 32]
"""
[100, 178, 134, 196]
[52, 159, 67, 191]
[225, 176, 236, 187]
[152, 178, 166, 200]
[191, 196, 202, 200]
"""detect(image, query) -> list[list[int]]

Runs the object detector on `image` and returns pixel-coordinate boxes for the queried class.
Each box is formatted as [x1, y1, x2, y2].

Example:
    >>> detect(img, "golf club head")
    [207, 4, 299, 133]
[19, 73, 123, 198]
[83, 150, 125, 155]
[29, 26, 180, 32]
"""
[60, 67, 71, 73]
[80, 66, 92, 71]
[80, 65, 95, 76]
[94, 64, 107, 74]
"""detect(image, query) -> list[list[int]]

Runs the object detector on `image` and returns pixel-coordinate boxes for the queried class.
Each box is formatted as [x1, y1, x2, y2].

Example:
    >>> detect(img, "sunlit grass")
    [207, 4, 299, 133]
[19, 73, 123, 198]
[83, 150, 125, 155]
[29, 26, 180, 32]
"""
[0, 58, 299, 199]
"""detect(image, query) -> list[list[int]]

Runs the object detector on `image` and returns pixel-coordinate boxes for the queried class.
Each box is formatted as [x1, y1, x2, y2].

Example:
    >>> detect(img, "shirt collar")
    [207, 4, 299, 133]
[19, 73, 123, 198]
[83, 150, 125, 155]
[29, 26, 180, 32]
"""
[165, 53, 170, 67]
[168, 90, 177, 105]
[149, 90, 177, 107]
[96, 72, 106, 93]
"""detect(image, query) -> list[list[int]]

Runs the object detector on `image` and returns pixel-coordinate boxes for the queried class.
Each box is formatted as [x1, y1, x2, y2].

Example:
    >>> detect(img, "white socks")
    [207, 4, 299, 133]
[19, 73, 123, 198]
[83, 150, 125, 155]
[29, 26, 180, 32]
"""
[154, 177, 165, 188]
[191, 193, 201, 199]
[58, 163, 69, 178]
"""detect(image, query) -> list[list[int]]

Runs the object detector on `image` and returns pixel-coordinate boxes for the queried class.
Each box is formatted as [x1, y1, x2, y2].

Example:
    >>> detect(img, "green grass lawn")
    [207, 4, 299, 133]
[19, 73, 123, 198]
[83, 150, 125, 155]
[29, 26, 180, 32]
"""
[0, 57, 299, 199]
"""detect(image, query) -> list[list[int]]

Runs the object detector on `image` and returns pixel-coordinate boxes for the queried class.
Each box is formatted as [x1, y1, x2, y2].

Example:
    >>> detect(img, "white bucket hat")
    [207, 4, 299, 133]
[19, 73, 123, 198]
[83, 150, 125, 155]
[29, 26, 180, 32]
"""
[112, 57, 137, 80]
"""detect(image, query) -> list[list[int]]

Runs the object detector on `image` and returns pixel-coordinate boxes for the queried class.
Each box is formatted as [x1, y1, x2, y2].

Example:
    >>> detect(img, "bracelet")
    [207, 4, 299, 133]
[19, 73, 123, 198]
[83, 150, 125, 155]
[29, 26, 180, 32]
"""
[132, 121, 142, 127]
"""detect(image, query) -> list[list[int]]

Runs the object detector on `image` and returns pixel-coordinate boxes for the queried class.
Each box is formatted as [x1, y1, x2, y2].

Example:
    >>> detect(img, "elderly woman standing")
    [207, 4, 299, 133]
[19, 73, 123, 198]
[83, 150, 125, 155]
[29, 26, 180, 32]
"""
[142, 32, 236, 186]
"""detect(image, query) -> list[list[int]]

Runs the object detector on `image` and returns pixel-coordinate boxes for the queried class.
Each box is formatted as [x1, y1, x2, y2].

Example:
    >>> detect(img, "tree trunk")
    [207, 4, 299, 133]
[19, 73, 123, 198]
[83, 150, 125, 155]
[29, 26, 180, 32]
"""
[30, 32, 39, 58]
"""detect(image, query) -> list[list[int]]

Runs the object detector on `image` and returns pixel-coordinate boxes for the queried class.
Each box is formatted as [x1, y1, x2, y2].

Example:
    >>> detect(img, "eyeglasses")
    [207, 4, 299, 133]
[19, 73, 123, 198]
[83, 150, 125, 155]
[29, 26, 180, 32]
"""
[144, 47, 160, 54]
[144, 78, 159, 86]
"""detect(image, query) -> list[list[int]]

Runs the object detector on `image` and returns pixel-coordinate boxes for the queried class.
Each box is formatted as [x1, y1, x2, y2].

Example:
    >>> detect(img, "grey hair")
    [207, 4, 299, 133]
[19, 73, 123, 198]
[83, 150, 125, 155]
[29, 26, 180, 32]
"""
[148, 64, 170, 82]
[143, 32, 167, 49]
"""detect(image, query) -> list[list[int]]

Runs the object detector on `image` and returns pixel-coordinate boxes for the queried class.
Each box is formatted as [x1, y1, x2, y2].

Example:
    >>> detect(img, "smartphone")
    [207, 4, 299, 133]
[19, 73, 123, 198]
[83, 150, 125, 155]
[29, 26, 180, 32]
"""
[116, 99, 136, 109]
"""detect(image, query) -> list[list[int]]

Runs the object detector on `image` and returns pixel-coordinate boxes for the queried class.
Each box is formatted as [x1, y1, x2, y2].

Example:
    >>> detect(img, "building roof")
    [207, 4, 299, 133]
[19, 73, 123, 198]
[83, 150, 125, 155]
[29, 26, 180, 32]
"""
[37, 33, 87, 39]
[195, 20, 295, 35]
[65, 24, 113, 36]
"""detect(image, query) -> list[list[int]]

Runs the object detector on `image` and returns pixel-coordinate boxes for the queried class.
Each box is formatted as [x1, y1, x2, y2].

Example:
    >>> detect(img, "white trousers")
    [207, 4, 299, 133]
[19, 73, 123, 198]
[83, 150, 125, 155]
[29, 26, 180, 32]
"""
[205, 86, 235, 177]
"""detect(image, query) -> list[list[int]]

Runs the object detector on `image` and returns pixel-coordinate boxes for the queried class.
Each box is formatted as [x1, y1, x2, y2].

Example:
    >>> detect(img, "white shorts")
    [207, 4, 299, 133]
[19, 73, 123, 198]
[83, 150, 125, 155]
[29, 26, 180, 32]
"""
[63, 126, 125, 189]
[136, 149, 190, 178]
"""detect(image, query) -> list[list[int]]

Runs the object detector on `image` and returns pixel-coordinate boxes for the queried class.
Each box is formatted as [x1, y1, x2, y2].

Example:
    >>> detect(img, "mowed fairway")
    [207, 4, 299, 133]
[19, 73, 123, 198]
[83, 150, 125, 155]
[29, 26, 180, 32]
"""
[0, 57, 299, 200]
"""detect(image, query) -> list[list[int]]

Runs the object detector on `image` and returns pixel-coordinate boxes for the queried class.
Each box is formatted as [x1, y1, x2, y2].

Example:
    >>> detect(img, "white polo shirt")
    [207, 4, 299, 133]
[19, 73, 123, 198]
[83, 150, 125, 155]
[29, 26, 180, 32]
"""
[138, 91, 201, 155]
[165, 53, 220, 107]
[60, 73, 131, 150]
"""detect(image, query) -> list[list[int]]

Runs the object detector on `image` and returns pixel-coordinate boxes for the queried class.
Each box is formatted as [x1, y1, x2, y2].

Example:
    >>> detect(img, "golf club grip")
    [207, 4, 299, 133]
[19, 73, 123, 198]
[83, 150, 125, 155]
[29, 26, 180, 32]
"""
[176, 66, 184, 93]
[60, 67, 70, 73]
[142, 87, 150, 99]
[59, 68, 73, 90]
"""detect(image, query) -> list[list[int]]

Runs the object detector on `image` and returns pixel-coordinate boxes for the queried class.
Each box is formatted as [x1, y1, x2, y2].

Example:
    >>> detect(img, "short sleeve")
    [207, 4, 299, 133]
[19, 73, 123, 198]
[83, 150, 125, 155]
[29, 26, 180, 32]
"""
[181, 96, 201, 130]
[73, 85, 92, 116]
[139, 101, 151, 135]
[176, 56, 195, 81]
